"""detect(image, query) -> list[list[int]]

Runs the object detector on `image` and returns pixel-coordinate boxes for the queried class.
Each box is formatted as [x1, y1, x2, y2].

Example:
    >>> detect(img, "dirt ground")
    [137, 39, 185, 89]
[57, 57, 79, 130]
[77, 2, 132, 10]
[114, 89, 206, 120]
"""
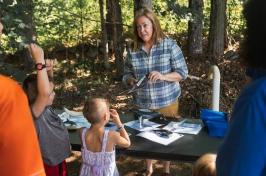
[66, 151, 193, 176]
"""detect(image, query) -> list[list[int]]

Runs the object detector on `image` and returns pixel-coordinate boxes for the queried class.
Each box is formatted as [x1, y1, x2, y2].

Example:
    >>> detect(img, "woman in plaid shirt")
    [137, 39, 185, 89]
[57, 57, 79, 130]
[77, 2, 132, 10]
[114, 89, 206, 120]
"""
[123, 8, 188, 176]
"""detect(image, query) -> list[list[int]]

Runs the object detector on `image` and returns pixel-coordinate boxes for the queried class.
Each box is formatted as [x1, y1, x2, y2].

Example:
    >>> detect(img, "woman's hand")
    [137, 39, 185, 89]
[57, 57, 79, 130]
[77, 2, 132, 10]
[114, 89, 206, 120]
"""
[127, 77, 137, 86]
[110, 109, 122, 126]
[148, 71, 165, 82]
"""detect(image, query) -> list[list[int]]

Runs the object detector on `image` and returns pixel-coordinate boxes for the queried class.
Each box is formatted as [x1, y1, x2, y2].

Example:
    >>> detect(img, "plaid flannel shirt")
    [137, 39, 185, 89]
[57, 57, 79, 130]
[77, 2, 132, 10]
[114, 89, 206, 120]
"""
[123, 37, 188, 109]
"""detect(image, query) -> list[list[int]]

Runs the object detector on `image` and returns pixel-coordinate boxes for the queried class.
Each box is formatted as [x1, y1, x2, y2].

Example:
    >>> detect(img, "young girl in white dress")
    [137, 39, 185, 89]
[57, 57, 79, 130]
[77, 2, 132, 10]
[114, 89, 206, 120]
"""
[79, 98, 131, 176]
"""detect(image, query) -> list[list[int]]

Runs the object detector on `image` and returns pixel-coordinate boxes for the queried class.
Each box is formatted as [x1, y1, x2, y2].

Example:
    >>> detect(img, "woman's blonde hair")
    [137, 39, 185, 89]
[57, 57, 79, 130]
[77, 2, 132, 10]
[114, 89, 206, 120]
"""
[133, 8, 165, 50]
[192, 153, 217, 176]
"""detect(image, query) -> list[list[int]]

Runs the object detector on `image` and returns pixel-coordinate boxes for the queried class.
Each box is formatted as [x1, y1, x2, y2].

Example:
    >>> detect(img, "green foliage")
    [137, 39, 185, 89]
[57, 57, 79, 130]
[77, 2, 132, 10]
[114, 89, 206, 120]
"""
[154, 0, 189, 35]
[121, 0, 134, 37]
[1, 0, 245, 55]
[0, 0, 33, 54]
[34, 0, 100, 50]
[227, 0, 245, 37]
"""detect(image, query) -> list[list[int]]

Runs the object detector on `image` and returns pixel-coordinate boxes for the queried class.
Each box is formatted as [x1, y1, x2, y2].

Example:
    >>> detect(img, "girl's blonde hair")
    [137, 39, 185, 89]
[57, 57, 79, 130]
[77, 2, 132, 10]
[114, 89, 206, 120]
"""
[133, 8, 165, 50]
[83, 98, 109, 124]
[192, 153, 217, 176]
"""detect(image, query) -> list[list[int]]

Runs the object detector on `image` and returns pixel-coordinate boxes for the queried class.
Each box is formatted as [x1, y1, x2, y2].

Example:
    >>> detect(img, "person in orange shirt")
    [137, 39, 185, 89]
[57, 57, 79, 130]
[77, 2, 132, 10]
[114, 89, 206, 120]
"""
[0, 21, 45, 176]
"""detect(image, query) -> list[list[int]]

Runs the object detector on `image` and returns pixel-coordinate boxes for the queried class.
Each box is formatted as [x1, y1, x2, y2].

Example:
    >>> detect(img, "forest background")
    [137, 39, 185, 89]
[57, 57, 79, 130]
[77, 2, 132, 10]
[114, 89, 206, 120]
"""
[0, 0, 245, 115]
[0, 0, 246, 175]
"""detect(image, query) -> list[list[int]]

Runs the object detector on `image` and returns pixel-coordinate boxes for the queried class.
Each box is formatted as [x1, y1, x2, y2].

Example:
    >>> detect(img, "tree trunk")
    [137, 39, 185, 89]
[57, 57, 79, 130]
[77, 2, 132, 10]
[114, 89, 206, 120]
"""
[224, 0, 228, 49]
[80, 10, 85, 65]
[99, 0, 110, 69]
[107, 0, 124, 79]
[188, 0, 203, 59]
[134, 0, 152, 14]
[208, 0, 226, 61]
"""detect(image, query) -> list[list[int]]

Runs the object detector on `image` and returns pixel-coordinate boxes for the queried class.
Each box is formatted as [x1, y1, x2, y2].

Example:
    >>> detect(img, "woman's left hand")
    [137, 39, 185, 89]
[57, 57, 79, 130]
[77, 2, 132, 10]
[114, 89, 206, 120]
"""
[148, 71, 165, 82]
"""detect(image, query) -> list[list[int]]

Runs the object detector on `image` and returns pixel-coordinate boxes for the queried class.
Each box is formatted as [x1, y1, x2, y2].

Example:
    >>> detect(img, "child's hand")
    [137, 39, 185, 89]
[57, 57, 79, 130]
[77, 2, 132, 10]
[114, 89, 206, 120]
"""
[45, 59, 54, 71]
[28, 43, 44, 63]
[110, 109, 122, 126]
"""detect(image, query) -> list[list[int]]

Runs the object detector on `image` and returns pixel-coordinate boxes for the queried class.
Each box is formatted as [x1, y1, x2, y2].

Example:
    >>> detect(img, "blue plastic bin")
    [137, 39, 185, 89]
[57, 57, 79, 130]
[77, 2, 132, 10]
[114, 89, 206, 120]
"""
[205, 120, 228, 137]
[200, 109, 228, 138]
[200, 109, 227, 123]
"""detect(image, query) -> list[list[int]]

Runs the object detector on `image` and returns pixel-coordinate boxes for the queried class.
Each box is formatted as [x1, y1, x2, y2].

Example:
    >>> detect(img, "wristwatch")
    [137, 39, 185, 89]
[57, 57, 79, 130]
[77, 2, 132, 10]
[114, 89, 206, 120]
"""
[35, 63, 46, 70]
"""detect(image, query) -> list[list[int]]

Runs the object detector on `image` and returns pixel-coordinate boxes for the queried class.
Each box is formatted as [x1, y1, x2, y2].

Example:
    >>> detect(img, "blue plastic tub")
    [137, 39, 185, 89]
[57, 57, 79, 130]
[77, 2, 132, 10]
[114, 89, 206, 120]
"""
[200, 109, 228, 138]
[205, 120, 228, 137]
[200, 109, 227, 123]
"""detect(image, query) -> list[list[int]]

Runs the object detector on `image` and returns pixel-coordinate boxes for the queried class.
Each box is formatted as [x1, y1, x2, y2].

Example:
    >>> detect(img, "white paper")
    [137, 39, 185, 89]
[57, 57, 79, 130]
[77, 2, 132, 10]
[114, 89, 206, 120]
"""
[137, 131, 183, 145]
[163, 121, 202, 135]
[124, 120, 162, 131]
[58, 112, 117, 130]
[138, 109, 152, 113]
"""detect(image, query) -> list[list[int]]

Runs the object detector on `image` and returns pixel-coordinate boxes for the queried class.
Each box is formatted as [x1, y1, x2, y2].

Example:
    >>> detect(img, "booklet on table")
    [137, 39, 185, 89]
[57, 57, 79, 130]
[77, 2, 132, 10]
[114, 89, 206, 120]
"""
[163, 119, 202, 135]
[58, 112, 117, 130]
[124, 119, 162, 131]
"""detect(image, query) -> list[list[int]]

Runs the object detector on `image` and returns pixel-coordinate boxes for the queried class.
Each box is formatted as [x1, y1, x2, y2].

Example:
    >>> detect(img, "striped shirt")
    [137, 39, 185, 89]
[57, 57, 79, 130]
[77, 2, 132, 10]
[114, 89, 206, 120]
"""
[123, 37, 188, 109]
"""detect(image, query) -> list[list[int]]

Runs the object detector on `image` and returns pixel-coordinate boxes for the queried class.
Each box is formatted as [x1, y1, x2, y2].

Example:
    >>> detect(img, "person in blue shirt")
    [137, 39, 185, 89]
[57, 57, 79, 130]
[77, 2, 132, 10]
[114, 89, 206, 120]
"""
[216, 0, 266, 175]
[123, 8, 188, 176]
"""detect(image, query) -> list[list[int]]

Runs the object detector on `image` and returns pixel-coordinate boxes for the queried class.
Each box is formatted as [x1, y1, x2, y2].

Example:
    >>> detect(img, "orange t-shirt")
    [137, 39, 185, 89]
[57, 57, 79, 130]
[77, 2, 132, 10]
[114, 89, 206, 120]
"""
[0, 76, 45, 176]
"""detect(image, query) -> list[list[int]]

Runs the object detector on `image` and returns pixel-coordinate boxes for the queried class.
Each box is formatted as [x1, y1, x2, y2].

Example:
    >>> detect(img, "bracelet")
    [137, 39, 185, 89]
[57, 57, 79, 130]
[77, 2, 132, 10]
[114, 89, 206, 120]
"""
[117, 124, 124, 131]
[35, 63, 46, 70]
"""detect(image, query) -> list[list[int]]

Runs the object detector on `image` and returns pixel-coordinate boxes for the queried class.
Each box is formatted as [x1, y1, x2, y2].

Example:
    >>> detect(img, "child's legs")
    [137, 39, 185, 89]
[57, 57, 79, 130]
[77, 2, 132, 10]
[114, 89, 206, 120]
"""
[163, 161, 170, 173]
[146, 159, 153, 174]
[44, 160, 67, 176]
[152, 101, 179, 174]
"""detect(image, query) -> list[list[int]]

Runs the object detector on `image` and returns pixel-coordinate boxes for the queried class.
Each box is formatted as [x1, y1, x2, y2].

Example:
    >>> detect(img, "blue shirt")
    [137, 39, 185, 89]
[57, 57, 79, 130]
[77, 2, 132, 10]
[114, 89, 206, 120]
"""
[246, 67, 266, 80]
[123, 37, 188, 109]
[216, 76, 266, 176]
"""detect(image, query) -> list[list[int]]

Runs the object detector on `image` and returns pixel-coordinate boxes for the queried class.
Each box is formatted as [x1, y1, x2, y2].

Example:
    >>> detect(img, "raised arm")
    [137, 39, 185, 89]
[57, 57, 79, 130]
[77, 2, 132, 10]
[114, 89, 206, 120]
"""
[110, 109, 131, 148]
[29, 44, 52, 117]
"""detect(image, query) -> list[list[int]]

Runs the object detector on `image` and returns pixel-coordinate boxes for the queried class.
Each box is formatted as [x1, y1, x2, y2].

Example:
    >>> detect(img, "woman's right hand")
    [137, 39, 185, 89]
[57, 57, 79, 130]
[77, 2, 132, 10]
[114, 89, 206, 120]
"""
[127, 77, 137, 86]
[28, 43, 44, 63]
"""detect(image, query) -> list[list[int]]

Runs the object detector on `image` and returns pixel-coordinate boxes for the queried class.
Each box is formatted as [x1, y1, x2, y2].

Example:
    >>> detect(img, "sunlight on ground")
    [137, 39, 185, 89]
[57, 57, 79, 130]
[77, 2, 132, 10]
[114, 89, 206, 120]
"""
[66, 151, 81, 163]
[66, 151, 192, 176]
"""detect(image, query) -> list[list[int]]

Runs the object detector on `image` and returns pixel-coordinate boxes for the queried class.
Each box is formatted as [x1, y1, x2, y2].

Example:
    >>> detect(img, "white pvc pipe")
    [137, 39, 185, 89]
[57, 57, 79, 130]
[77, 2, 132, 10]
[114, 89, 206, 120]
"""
[209, 65, 220, 111]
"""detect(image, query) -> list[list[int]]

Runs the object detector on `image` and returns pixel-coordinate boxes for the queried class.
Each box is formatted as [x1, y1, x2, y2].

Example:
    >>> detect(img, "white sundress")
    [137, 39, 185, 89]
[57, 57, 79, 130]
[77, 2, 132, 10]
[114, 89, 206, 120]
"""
[79, 128, 119, 176]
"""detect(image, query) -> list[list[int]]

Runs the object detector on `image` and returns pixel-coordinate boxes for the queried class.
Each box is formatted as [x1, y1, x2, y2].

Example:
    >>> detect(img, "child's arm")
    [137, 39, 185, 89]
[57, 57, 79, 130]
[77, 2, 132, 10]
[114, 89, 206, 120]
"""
[110, 109, 131, 148]
[29, 44, 52, 117]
